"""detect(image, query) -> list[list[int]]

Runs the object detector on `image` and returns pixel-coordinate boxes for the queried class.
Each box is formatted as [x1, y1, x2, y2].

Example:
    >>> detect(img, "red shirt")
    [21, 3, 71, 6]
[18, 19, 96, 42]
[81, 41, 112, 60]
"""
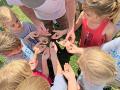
[33, 71, 52, 84]
[80, 16, 109, 47]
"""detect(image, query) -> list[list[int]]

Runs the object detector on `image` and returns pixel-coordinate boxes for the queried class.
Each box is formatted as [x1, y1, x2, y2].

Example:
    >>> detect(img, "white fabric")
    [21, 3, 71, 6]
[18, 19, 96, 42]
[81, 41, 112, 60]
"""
[115, 21, 120, 31]
[51, 74, 67, 90]
[6, 0, 66, 20]
[102, 37, 120, 81]
[77, 73, 104, 90]
[6, 0, 23, 5]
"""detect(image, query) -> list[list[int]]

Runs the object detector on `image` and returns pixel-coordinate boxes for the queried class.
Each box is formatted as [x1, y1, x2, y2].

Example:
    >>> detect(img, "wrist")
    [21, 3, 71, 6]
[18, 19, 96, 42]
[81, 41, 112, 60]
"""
[34, 20, 43, 26]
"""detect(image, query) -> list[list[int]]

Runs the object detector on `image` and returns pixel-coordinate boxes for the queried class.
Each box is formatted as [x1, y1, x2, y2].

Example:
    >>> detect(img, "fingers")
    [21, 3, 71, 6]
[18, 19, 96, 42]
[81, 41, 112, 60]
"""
[29, 60, 38, 70]
[33, 46, 40, 54]
[51, 33, 60, 39]
[42, 47, 50, 60]
[57, 39, 68, 47]
[49, 42, 58, 55]
[34, 43, 47, 53]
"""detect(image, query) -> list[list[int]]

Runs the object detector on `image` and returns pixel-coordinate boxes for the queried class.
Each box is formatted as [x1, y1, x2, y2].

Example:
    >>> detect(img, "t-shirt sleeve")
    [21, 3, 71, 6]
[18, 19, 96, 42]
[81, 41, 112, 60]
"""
[77, 74, 104, 90]
[51, 74, 67, 90]
[102, 37, 120, 52]
[6, 0, 24, 6]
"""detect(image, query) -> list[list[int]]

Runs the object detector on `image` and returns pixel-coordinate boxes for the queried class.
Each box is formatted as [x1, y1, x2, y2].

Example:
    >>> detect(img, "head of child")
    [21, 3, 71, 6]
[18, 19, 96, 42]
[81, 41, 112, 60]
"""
[77, 48, 117, 85]
[0, 60, 32, 90]
[15, 76, 50, 90]
[0, 6, 22, 33]
[0, 32, 22, 56]
[82, 0, 119, 22]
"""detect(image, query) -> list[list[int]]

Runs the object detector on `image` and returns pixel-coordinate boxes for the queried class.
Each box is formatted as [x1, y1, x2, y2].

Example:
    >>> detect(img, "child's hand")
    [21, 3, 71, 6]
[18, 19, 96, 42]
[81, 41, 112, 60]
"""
[51, 29, 67, 39]
[50, 42, 58, 53]
[66, 28, 75, 43]
[36, 22, 51, 36]
[66, 41, 81, 54]
[49, 42, 58, 59]
[33, 46, 41, 55]
[57, 39, 68, 47]
[34, 42, 47, 53]
[29, 59, 38, 70]
[42, 47, 50, 60]
[37, 36, 49, 45]
[63, 63, 75, 80]
[29, 31, 40, 39]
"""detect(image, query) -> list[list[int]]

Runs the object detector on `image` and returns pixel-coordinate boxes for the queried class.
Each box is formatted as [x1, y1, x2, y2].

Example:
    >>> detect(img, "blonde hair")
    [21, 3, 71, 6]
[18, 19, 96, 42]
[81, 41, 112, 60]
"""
[86, 0, 120, 21]
[78, 47, 117, 85]
[0, 60, 32, 90]
[16, 76, 50, 90]
[0, 31, 21, 54]
[0, 6, 17, 31]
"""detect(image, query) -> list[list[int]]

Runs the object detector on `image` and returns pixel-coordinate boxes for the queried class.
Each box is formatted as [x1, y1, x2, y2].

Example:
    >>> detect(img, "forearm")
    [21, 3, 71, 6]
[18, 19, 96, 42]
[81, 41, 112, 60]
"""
[51, 55, 59, 75]
[19, 6, 43, 25]
[75, 17, 82, 31]
[65, 0, 76, 30]
[75, 11, 84, 31]
[42, 59, 49, 77]
[68, 79, 78, 90]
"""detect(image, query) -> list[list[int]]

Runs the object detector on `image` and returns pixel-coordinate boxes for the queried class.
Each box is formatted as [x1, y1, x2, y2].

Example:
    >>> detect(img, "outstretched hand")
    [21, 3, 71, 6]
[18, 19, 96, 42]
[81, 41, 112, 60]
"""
[51, 29, 67, 39]
[66, 28, 75, 43]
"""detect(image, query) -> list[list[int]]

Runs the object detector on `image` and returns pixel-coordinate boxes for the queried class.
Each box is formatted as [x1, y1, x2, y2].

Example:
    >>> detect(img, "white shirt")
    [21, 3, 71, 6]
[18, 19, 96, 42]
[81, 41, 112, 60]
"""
[51, 74, 67, 90]
[6, 0, 66, 20]
[77, 73, 104, 90]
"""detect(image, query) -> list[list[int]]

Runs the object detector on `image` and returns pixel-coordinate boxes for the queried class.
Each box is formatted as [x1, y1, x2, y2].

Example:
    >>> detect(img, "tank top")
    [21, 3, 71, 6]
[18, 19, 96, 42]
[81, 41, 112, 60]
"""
[80, 16, 109, 47]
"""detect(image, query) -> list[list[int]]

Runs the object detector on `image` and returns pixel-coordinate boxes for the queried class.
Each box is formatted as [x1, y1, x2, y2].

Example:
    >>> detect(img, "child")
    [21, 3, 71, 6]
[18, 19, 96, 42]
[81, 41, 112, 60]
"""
[15, 76, 50, 90]
[66, 0, 119, 47]
[102, 37, 120, 88]
[0, 60, 32, 90]
[0, 6, 38, 39]
[0, 31, 39, 70]
[63, 41, 117, 90]
[0, 60, 51, 90]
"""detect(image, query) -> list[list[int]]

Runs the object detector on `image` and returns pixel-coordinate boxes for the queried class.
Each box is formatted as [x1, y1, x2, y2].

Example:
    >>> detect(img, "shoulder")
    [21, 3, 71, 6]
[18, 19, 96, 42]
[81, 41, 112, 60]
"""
[104, 22, 116, 34]
[6, 0, 24, 6]
[22, 22, 37, 31]
[103, 22, 116, 41]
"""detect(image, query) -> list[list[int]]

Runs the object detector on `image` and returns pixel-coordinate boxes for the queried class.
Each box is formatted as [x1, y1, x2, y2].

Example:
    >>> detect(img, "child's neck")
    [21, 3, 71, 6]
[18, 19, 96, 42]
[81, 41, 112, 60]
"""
[87, 16, 107, 30]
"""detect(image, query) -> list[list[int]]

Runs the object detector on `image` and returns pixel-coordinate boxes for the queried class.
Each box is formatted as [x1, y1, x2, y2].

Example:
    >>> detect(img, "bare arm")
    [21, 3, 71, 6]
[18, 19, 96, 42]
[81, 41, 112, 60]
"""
[104, 22, 117, 41]
[42, 48, 50, 77]
[63, 63, 79, 90]
[19, 6, 43, 25]
[42, 58, 49, 77]
[75, 11, 84, 31]
[65, 0, 76, 30]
